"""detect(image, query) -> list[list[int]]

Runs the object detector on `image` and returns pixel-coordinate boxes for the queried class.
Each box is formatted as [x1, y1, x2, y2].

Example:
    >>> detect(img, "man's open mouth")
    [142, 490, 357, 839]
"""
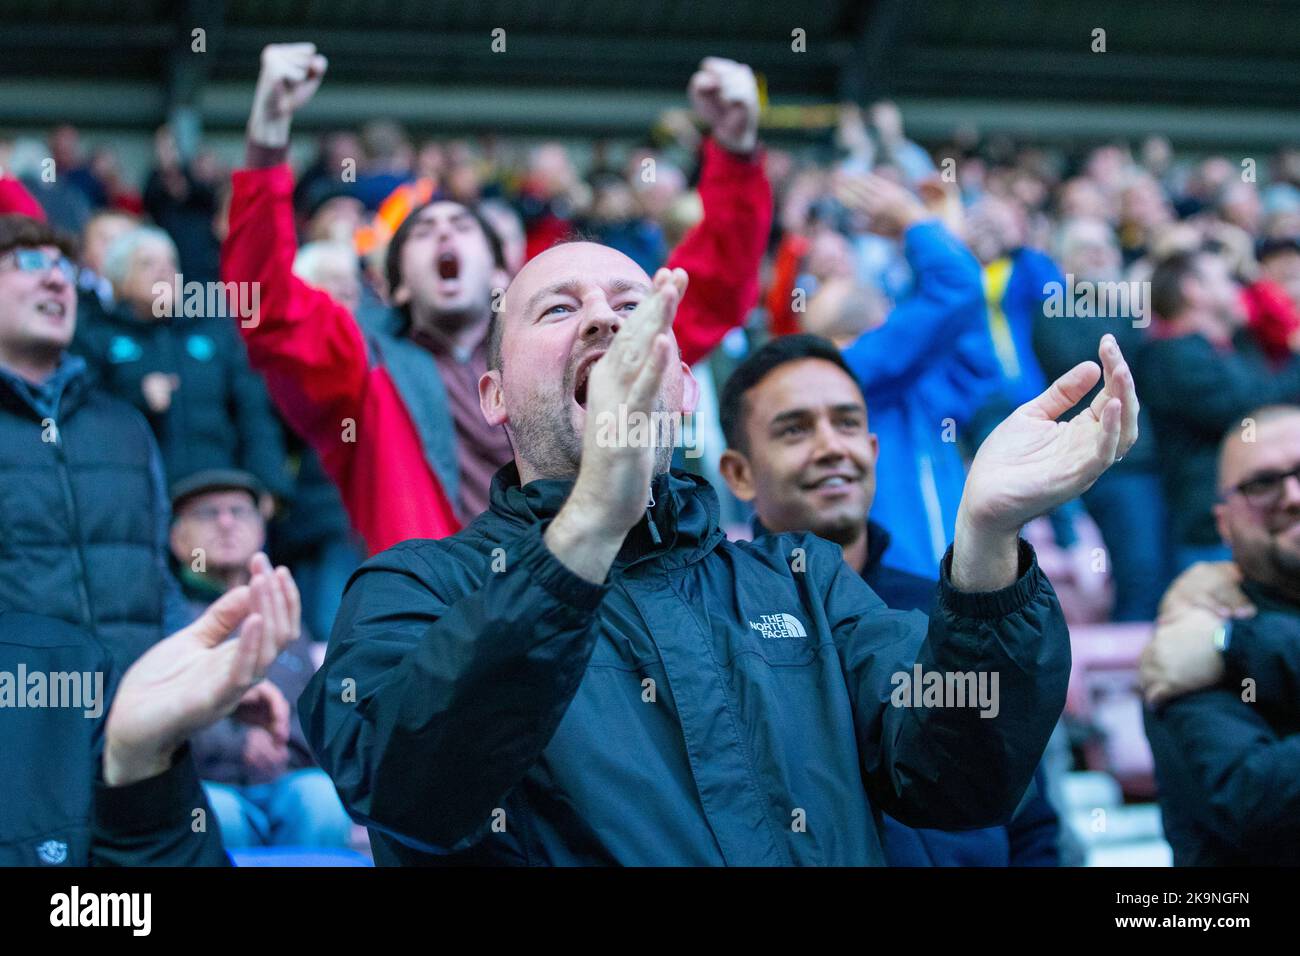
[35, 300, 66, 318]
[436, 250, 460, 281]
[572, 351, 604, 409]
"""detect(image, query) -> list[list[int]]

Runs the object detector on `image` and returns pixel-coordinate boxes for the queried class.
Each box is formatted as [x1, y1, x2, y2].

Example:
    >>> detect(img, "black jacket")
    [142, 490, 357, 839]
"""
[0, 609, 227, 866]
[301, 464, 1070, 865]
[1137, 331, 1300, 549]
[71, 296, 290, 498]
[1145, 581, 1300, 864]
[0, 355, 187, 671]
[859, 521, 1061, 866]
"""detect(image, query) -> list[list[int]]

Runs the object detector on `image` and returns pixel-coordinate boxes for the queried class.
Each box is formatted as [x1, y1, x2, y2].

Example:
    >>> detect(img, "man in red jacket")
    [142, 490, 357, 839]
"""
[223, 43, 772, 554]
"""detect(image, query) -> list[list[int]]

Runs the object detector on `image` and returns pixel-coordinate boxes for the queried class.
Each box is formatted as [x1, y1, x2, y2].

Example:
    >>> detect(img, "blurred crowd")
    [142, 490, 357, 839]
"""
[2, 79, 1299, 865]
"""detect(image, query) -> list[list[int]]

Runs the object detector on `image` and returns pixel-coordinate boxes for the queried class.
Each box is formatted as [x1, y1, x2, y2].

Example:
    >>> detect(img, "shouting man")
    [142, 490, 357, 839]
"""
[223, 43, 771, 553]
[301, 232, 1140, 864]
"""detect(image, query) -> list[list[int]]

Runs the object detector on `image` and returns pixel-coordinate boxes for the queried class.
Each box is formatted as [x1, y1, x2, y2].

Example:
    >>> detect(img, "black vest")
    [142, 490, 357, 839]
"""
[0, 371, 164, 670]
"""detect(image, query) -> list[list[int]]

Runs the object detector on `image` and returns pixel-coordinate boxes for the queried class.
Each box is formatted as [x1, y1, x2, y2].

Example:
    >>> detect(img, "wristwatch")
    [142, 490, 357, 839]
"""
[1213, 618, 1234, 654]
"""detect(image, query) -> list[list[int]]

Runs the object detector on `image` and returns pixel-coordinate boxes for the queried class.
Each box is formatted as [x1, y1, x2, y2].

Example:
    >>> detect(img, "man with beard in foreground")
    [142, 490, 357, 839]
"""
[1143, 405, 1300, 864]
[302, 246, 1139, 865]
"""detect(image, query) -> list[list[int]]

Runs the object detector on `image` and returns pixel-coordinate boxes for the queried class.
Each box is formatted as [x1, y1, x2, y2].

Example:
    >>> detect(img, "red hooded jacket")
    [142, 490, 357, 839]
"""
[222, 139, 771, 554]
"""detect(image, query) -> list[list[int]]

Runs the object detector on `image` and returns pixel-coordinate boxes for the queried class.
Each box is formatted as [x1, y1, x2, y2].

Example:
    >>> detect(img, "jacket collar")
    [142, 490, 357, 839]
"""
[750, 514, 887, 577]
[0, 352, 87, 421]
[860, 519, 893, 576]
[485, 462, 725, 570]
[1243, 577, 1300, 615]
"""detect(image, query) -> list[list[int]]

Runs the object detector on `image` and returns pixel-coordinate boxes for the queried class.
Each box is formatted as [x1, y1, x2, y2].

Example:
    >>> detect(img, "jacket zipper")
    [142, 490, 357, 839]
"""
[645, 489, 662, 546]
[53, 422, 95, 628]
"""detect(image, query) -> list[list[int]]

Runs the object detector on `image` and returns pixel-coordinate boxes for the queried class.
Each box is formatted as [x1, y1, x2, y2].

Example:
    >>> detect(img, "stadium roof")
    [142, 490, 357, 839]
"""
[1, 0, 1296, 145]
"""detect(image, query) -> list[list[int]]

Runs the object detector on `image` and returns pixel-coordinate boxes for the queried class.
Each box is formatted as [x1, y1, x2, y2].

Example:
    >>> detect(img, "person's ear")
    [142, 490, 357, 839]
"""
[680, 362, 700, 414]
[391, 281, 411, 307]
[479, 368, 507, 427]
[168, 521, 186, 567]
[491, 266, 511, 296]
[1212, 501, 1232, 549]
[718, 448, 756, 502]
[866, 431, 879, 463]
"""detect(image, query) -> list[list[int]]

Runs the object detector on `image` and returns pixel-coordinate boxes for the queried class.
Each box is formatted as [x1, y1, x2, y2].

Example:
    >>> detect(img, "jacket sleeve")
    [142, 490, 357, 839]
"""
[146, 427, 194, 636]
[1223, 614, 1300, 716]
[666, 139, 773, 367]
[0, 174, 45, 219]
[841, 220, 986, 401]
[827, 538, 1071, 829]
[1140, 339, 1300, 438]
[221, 164, 371, 462]
[90, 744, 229, 866]
[1153, 689, 1300, 852]
[298, 524, 608, 853]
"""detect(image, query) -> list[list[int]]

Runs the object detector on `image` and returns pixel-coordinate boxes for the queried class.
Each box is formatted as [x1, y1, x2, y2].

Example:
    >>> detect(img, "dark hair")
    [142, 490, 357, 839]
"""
[0, 215, 77, 261]
[384, 199, 506, 316]
[1149, 250, 1206, 322]
[1258, 236, 1300, 263]
[719, 333, 863, 453]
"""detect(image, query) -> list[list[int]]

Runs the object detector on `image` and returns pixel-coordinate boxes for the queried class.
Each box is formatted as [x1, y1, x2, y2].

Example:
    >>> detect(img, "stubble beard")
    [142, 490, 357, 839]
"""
[509, 391, 678, 482]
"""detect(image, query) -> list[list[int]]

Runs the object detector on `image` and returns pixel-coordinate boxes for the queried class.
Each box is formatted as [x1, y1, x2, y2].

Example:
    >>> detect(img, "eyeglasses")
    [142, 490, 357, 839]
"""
[183, 503, 261, 524]
[1228, 462, 1300, 509]
[0, 248, 78, 282]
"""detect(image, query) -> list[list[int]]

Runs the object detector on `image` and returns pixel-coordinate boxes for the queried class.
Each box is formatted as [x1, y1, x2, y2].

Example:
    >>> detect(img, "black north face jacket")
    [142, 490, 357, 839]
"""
[1145, 581, 1300, 865]
[301, 465, 1070, 865]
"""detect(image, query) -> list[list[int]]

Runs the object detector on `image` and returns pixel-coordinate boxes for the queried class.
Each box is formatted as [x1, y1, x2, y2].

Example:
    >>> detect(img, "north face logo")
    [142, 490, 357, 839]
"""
[749, 613, 807, 639]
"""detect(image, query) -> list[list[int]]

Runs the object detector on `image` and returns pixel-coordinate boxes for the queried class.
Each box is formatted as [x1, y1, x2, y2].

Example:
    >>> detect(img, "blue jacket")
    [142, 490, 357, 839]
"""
[301, 464, 1070, 865]
[0, 354, 190, 670]
[0, 610, 227, 866]
[987, 248, 1058, 409]
[842, 221, 999, 579]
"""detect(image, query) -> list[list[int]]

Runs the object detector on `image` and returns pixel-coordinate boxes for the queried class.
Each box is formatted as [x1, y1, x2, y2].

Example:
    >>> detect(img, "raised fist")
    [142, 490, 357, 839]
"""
[688, 57, 759, 155]
[247, 43, 328, 148]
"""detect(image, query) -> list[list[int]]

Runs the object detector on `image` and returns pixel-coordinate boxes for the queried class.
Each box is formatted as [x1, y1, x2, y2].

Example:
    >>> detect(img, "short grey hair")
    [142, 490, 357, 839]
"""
[102, 225, 177, 289]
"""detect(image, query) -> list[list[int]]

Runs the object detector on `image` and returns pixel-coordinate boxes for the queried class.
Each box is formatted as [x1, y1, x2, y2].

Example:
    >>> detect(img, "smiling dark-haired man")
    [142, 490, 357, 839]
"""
[717, 333, 1061, 866]
[302, 220, 1139, 863]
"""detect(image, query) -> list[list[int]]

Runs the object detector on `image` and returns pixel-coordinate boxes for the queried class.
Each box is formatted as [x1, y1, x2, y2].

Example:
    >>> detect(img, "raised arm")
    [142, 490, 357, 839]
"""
[221, 43, 371, 451]
[302, 269, 687, 851]
[667, 57, 772, 367]
[832, 333, 1139, 826]
[836, 174, 986, 399]
[826, 535, 1070, 829]
[93, 555, 301, 865]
